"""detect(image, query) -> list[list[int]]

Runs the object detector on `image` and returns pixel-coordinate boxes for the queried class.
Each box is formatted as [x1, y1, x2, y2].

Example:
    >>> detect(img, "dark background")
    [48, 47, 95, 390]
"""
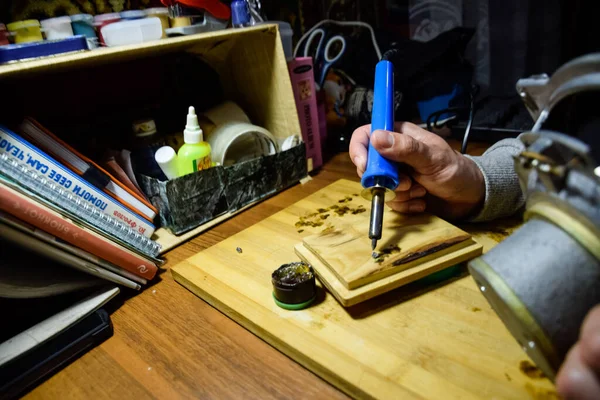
[1, 0, 597, 95]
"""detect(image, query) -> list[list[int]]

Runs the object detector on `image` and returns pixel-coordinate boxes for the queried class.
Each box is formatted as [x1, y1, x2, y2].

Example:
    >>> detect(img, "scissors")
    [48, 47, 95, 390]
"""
[303, 28, 347, 88]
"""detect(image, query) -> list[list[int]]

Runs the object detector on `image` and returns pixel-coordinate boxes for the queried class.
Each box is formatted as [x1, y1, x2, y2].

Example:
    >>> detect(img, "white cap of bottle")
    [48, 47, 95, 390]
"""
[154, 146, 179, 180]
[184, 106, 203, 144]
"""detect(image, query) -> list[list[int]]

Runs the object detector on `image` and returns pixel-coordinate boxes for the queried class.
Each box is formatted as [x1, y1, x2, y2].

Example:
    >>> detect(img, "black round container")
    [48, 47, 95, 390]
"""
[271, 262, 316, 310]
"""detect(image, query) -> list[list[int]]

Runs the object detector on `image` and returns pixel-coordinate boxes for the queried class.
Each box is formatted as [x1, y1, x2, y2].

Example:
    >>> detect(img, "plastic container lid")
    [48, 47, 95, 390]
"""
[120, 10, 146, 20]
[145, 7, 169, 16]
[7, 20, 40, 30]
[40, 16, 72, 27]
[71, 14, 94, 23]
[94, 13, 121, 24]
[271, 262, 317, 310]
[41, 16, 74, 40]
[101, 18, 162, 47]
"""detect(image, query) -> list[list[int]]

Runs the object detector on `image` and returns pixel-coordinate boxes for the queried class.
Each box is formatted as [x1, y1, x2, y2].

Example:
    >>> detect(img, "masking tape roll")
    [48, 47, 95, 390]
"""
[201, 102, 278, 166]
[206, 121, 278, 166]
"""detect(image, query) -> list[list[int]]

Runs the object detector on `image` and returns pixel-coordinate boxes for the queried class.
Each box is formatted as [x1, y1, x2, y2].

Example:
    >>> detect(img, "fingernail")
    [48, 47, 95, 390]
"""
[353, 155, 366, 170]
[409, 204, 425, 212]
[412, 187, 426, 197]
[374, 130, 394, 148]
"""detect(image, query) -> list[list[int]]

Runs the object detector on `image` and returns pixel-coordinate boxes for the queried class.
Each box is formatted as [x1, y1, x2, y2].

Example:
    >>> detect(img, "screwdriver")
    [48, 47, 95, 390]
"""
[360, 59, 400, 250]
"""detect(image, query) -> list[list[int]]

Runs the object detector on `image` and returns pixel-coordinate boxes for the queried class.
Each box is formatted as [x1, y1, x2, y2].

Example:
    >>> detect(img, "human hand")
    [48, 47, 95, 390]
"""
[556, 305, 600, 400]
[349, 122, 485, 220]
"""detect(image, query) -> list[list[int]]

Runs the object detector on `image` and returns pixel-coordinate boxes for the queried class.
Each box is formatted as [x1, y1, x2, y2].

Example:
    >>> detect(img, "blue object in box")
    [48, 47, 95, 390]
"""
[0, 35, 88, 64]
[231, 0, 251, 27]
[417, 83, 463, 125]
[71, 14, 98, 49]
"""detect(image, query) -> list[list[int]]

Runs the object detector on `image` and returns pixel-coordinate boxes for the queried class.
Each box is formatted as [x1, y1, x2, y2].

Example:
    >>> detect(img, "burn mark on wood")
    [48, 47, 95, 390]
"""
[294, 198, 368, 229]
[295, 218, 325, 228]
[392, 235, 470, 266]
[373, 245, 401, 264]
[519, 360, 546, 379]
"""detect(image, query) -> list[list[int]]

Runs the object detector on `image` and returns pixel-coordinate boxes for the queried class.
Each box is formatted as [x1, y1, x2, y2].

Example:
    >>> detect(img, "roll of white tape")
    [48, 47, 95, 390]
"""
[205, 121, 278, 166]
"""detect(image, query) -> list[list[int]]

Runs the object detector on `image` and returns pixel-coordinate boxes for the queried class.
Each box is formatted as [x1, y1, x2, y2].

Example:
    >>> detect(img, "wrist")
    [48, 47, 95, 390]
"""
[447, 154, 486, 220]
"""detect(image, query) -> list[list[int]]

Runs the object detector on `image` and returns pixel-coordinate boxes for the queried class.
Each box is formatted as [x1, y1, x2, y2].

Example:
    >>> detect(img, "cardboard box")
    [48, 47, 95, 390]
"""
[0, 25, 306, 246]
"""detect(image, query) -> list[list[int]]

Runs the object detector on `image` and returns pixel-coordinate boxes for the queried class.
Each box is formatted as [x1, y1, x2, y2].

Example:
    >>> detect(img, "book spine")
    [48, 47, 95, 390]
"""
[0, 184, 158, 280]
[0, 128, 155, 238]
[288, 58, 323, 171]
[0, 153, 161, 257]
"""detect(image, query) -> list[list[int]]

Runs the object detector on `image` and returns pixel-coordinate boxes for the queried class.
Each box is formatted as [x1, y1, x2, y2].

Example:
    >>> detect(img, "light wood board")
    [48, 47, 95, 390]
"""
[295, 241, 482, 307]
[301, 186, 476, 289]
[172, 179, 556, 399]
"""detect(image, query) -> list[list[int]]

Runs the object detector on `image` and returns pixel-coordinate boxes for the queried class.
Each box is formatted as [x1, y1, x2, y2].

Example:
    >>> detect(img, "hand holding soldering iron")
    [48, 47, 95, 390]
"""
[351, 121, 486, 221]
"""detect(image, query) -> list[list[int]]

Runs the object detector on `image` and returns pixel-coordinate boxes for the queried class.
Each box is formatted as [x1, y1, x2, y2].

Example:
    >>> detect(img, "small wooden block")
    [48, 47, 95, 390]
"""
[295, 241, 483, 307]
[302, 207, 474, 290]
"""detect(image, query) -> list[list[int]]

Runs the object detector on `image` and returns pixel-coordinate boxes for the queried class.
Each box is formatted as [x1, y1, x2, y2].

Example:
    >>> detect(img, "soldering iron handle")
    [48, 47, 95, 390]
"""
[361, 60, 400, 191]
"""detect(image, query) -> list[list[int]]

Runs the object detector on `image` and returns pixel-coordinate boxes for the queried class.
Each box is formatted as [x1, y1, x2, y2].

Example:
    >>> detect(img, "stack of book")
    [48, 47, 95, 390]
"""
[0, 118, 163, 290]
[0, 118, 163, 395]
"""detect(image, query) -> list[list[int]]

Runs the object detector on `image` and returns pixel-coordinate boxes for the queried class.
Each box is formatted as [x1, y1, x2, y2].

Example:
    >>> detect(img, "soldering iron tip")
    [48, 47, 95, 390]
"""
[371, 239, 377, 251]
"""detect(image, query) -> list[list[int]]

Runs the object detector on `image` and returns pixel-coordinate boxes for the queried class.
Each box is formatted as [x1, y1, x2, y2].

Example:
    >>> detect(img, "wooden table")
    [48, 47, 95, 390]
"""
[26, 143, 497, 399]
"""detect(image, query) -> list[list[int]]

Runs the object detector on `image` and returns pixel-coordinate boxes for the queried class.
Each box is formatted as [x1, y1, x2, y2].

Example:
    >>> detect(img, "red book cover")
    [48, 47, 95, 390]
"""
[0, 182, 157, 280]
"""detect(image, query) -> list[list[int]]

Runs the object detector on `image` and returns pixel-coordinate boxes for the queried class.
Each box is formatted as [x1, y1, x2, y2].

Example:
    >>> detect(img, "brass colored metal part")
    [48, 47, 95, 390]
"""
[360, 186, 396, 202]
[469, 258, 560, 380]
[519, 151, 556, 165]
[526, 200, 600, 261]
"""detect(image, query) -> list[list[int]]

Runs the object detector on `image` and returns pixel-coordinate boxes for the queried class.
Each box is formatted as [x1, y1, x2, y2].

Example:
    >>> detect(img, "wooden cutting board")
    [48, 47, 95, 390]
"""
[171, 179, 556, 399]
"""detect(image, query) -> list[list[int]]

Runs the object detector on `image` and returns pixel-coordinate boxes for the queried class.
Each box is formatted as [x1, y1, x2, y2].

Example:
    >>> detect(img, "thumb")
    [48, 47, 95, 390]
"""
[371, 130, 432, 172]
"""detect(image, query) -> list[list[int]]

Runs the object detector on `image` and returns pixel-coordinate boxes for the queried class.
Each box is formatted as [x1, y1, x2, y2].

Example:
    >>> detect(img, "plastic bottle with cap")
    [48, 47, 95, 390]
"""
[154, 146, 179, 180]
[129, 118, 167, 180]
[177, 106, 212, 176]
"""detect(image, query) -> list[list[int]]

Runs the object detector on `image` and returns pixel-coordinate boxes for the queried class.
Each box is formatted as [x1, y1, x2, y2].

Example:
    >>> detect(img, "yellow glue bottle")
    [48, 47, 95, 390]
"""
[177, 106, 212, 176]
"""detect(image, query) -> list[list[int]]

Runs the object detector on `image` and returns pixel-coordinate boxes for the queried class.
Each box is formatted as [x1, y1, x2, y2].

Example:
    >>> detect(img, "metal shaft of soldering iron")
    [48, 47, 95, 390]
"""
[369, 187, 385, 250]
[361, 59, 400, 251]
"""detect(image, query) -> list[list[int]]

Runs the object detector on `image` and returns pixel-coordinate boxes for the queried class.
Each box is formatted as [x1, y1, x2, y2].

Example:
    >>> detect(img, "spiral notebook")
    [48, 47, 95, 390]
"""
[0, 152, 161, 258]
[0, 125, 155, 238]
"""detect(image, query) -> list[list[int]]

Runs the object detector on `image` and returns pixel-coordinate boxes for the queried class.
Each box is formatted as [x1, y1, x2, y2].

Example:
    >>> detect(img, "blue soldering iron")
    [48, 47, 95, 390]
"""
[361, 59, 400, 250]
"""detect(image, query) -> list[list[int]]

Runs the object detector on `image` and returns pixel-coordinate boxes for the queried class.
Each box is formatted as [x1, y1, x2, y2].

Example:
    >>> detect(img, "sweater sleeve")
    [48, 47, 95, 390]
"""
[464, 137, 526, 222]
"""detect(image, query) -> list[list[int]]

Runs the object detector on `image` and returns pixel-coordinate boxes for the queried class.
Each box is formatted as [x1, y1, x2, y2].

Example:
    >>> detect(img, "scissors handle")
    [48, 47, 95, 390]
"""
[303, 29, 325, 59]
[318, 35, 346, 87]
[323, 35, 346, 63]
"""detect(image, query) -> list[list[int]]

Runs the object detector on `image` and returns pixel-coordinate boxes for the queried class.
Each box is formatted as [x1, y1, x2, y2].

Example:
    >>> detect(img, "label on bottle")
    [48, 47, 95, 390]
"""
[193, 155, 212, 172]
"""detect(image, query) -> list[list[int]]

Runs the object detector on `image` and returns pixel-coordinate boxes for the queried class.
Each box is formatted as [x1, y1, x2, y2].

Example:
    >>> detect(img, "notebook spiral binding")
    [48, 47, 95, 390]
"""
[0, 153, 161, 257]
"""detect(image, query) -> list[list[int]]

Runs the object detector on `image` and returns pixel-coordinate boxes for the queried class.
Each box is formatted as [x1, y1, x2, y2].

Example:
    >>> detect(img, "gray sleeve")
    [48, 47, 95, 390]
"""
[464, 137, 526, 222]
